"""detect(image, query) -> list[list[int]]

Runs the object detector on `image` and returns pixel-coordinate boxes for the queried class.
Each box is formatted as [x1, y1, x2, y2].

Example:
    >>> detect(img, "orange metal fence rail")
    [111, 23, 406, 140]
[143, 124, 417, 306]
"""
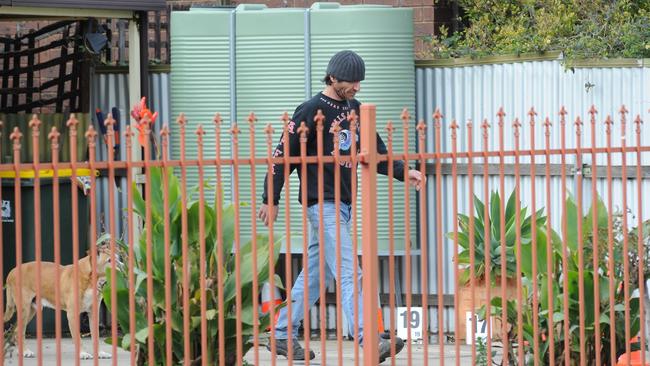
[0, 104, 647, 366]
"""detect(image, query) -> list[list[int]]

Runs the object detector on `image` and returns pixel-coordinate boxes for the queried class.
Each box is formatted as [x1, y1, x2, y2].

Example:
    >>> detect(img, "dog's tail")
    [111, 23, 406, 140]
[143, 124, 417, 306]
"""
[3, 279, 15, 322]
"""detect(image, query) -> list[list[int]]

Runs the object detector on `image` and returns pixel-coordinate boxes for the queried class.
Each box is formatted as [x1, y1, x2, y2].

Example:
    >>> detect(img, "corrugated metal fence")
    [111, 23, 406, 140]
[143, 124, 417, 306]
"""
[90, 68, 170, 249]
[416, 55, 650, 335]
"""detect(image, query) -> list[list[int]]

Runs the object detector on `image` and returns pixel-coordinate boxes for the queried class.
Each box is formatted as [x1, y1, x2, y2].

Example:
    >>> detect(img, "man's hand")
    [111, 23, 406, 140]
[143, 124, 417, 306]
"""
[258, 203, 279, 227]
[408, 169, 426, 191]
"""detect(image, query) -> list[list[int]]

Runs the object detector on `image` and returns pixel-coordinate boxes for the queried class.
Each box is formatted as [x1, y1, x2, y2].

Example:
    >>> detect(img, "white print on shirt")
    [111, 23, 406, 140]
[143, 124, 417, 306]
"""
[270, 147, 283, 175]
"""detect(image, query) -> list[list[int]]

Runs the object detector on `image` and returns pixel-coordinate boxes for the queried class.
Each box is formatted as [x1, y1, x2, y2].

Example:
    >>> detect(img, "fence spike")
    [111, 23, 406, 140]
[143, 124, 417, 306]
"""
[543, 117, 552, 137]
[213, 113, 222, 127]
[196, 125, 205, 146]
[433, 108, 443, 122]
[481, 118, 490, 139]
[248, 112, 257, 125]
[29, 114, 41, 130]
[634, 115, 643, 134]
[315, 109, 325, 132]
[85, 125, 98, 149]
[66, 113, 79, 129]
[124, 125, 134, 149]
[10, 127, 22, 150]
[401, 108, 411, 125]
[513, 118, 521, 138]
[177, 113, 187, 126]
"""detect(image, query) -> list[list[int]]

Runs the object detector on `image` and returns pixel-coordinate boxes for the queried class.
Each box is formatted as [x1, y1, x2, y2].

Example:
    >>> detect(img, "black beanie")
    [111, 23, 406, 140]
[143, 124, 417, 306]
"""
[326, 50, 365, 82]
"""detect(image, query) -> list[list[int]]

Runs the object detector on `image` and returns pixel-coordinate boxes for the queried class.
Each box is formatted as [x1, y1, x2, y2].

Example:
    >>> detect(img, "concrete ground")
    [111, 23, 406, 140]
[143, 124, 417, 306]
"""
[5, 338, 475, 365]
[244, 340, 475, 366]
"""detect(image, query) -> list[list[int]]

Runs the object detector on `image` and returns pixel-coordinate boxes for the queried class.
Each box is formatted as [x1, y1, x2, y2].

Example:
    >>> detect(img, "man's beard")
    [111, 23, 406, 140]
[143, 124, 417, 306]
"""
[334, 86, 352, 100]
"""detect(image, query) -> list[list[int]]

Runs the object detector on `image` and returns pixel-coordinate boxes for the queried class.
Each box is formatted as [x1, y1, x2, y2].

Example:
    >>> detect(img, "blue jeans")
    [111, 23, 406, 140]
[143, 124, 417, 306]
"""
[274, 201, 364, 342]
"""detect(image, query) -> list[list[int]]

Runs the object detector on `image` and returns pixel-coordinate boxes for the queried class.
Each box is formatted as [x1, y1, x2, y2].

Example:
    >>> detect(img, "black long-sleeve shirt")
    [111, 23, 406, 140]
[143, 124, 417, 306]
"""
[262, 92, 406, 207]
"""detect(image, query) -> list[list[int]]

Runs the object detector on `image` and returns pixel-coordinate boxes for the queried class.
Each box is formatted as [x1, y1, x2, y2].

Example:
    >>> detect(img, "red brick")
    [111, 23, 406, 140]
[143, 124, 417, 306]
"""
[402, 0, 424, 6]
[422, 5, 433, 22]
[414, 22, 434, 37]
[413, 7, 422, 22]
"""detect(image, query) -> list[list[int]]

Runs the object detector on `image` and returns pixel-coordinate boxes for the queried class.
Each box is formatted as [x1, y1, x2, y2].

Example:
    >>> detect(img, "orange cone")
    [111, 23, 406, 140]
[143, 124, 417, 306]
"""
[616, 335, 649, 366]
[261, 282, 282, 331]
[378, 308, 385, 333]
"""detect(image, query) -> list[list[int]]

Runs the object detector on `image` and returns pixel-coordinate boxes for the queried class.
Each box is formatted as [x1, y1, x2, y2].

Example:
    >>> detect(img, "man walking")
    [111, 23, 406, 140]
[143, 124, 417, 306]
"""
[259, 50, 424, 363]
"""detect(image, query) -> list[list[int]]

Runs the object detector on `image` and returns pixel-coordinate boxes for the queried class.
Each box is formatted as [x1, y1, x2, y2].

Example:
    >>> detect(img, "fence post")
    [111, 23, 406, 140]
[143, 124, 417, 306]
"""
[360, 104, 379, 365]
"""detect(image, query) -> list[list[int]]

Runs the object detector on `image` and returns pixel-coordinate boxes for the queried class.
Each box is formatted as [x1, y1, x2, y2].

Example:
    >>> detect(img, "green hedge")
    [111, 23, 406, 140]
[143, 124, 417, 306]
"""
[426, 0, 650, 61]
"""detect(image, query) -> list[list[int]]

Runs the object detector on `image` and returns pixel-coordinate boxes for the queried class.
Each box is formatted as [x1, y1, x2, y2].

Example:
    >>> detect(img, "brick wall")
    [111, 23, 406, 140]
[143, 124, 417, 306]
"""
[167, 0, 434, 58]
[0, 20, 75, 113]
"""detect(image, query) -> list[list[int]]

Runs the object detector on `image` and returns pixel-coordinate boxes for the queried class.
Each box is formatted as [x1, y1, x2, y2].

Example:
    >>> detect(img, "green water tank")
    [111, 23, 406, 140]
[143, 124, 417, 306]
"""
[170, 3, 416, 253]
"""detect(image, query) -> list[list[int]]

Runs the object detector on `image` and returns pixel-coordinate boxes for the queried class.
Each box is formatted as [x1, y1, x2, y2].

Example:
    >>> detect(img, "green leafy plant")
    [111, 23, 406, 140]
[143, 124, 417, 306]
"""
[451, 190, 547, 285]
[102, 167, 282, 365]
[478, 194, 647, 365]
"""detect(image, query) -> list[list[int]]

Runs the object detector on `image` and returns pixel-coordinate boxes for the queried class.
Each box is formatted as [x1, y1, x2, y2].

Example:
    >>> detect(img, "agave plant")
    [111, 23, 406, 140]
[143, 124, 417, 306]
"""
[452, 190, 547, 285]
[102, 167, 282, 365]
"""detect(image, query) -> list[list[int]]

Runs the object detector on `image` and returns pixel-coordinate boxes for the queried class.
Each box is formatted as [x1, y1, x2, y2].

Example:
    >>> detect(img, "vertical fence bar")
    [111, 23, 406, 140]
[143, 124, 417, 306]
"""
[213, 114, 226, 366]
[619, 106, 631, 365]
[634, 114, 646, 364]
[466, 120, 477, 362]
[543, 117, 555, 366]
[160, 125, 173, 366]
[298, 120, 311, 365]
[349, 110, 360, 366]
[263, 120, 277, 366]
[315, 109, 327, 366]
[196, 125, 208, 366]
[418, 119, 429, 366]
[124, 125, 137, 366]
[10, 127, 24, 366]
[281, 112, 294, 364]
[513, 117, 524, 365]
[402, 109, 413, 364]
[560, 107, 571, 366]
[451, 117, 460, 366]
[29, 115, 43, 366]
[528, 108, 540, 366]
[497, 108, 508, 365]
[143, 116, 155, 366]
[385, 121, 397, 366]
[332, 122, 343, 366]
[575, 116, 586, 366]
[85, 126, 99, 364]
[178, 114, 191, 365]
[67, 115, 82, 366]
[230, 122, 243, 366]
[104, 114, 118, 365]
[605, 114, 616, 366]
[589, 106, 601, 366]
[249, 114, 260, 366]
[360, 104, 379, 366]
[480, 119, 492, 366]
[49, 127, 63, 366]
[433, 110, 445, 363]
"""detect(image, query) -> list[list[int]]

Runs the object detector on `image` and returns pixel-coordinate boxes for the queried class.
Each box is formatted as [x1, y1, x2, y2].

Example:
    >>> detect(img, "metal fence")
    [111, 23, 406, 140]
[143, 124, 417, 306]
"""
[0, 103, 648, 366]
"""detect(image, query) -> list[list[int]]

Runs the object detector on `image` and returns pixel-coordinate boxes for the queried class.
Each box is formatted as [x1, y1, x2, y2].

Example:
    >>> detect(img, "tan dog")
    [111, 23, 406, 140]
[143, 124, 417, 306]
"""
[4, 247, 114, 359]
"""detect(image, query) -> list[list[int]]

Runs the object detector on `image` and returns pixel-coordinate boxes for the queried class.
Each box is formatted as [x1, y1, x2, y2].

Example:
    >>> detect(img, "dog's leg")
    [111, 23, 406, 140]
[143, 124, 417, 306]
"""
[88, 310, 111, 359]
[66, 310, 93, 360]
[20, 295, 36, 358]
[3, 283, 16, 322]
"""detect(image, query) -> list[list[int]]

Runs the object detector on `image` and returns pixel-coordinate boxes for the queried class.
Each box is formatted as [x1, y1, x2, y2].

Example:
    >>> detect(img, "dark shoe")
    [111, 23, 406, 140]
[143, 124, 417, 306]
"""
[266, 339, 315, 360]
[378, 336, 404, 364]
